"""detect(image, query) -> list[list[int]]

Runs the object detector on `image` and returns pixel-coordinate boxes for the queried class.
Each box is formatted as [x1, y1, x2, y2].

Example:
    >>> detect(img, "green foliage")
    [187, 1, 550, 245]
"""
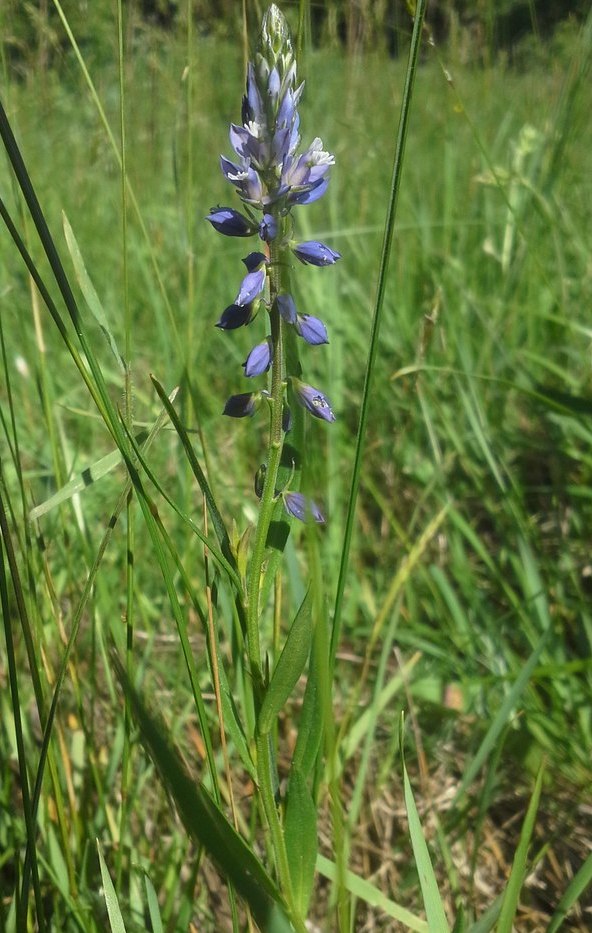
[1, 0, 592, 930]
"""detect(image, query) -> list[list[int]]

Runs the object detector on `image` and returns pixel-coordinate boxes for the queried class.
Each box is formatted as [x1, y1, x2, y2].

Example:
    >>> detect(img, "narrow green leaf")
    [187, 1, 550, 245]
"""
[402, 722, 450, 933]
[466, 894, 503, 933]
[29, 441, 140, 521]
[29, 387, 178, 521]
[143, 872, 164, 933]
[291, 636, 323, 778]
[113, 657, 294, 933]
[316, 854, 428, 932]
[97, 841, 128, 933]
[496, 765, 544, 933]
[547, 850, 592, 933]
[258, 589, 313, 736]
[63, 212, 125, 370]
[284, 769, 317, 917]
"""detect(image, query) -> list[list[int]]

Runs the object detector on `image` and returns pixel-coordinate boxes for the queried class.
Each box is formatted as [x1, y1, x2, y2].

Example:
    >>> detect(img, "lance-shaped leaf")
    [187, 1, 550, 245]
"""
[258, 589, 313, 736]
[113, 656, 294, 933]
[63, 212, 125, 371]
[97, 842, 128, 933]
[284, 769, 317, 918]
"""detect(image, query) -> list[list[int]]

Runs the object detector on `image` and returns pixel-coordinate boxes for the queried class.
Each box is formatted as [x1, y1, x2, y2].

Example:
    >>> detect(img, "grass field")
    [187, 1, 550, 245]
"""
[1, 3, 592, 931]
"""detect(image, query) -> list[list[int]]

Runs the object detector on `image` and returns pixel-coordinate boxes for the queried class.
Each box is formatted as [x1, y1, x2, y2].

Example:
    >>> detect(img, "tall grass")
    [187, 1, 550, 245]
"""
[1, 1, 592, 930]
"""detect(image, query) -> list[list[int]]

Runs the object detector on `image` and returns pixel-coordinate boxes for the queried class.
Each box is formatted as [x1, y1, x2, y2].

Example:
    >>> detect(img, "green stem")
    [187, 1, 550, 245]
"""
[246, 225, 285, 688]
[245, 219, 302, 917]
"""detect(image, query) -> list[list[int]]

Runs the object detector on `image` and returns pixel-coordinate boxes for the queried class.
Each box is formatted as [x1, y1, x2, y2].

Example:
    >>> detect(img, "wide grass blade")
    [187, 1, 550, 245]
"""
[112, 656, 295, 933]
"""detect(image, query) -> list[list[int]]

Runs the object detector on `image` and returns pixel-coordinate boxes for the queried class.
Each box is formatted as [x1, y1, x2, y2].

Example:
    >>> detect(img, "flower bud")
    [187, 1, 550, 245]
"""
[292, 240, 341, 266]
[223, 393, 259, 418]
[206, 207, 256, 237]
[243, 337, 273, 377]
[292, 378, 336, 422]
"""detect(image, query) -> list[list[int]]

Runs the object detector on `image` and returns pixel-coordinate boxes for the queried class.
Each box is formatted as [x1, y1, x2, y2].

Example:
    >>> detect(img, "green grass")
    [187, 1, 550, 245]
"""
[1, 4, 592, 931]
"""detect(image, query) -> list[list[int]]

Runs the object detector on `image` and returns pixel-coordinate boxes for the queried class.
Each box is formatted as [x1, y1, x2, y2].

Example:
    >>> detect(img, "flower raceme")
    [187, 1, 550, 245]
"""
[207, 3, 340, 522]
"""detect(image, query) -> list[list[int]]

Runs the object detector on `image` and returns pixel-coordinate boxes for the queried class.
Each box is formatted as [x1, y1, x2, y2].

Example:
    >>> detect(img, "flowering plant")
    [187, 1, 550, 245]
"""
[207, 3, 340, 533]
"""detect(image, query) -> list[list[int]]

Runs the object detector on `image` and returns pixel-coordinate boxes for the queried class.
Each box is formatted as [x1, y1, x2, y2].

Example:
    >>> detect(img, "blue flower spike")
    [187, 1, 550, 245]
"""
[207, 4, 338, 520]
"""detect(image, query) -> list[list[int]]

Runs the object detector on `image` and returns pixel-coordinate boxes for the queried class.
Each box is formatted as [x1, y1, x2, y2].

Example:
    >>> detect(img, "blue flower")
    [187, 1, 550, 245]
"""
[259, 213, 278, 242]
[216, 303, 255, 330]
[242, 251, 268, 272]
[243, 338, 273, 377]
[292, 241, 341, 266]
[223, 392, 259, 418]
[235, 268, 266, 306]
[275, 293, 297, 324]
[292, 378, 336, 422]
[295, 314, 328, 345]
[220, 157, 264, 206]
[287, 177, 329, 206]
[206, 207, 256, 237]
[283, 491, 325, 524]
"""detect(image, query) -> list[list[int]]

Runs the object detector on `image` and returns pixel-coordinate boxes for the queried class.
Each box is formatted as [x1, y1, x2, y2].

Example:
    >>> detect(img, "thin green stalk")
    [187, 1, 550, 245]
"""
[116, 0, 135, 890]
[246, 223, 286, 686]
[0, 484, 47, 933]
[242, 217, 303, 919]
[329, 0, 428, 668]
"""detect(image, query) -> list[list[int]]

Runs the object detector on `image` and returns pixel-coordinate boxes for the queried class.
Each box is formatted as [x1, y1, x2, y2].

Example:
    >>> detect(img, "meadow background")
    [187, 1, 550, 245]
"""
[1, 1, 592, 930]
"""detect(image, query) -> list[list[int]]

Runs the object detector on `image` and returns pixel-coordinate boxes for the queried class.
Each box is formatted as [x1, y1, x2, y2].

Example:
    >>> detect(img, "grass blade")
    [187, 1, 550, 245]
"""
[402, 748, 451, 933]
[97, 841, 128, 933]
[496, 765, 544, 933]
[315, 854, 428, 932]
[330, 0, 429, 667]
[547, 850, 592, 933]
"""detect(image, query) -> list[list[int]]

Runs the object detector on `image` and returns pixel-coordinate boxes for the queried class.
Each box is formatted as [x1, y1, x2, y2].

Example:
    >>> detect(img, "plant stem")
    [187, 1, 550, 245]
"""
[244, 217, 303, 917]
[246, 218, 285, 689]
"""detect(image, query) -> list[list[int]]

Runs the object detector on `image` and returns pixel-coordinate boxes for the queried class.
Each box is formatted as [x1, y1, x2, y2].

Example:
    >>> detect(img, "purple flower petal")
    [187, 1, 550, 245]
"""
[292, 379, 336, 422]
[243, 337, 272, 377]
[288, 177, 329, 206]
[295, 314, 329, 345]
[292, 241, 341, 266]
[223, 392, 258, 418]
[259, 213, 278, 242]
[242, 251, 268, 272]
[235, 268, 266, 306]
[206, 207, 256, 237]
[283, 491, 325, 524]
[216, 303, 254, 330]
[276, 293, 297, 324]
